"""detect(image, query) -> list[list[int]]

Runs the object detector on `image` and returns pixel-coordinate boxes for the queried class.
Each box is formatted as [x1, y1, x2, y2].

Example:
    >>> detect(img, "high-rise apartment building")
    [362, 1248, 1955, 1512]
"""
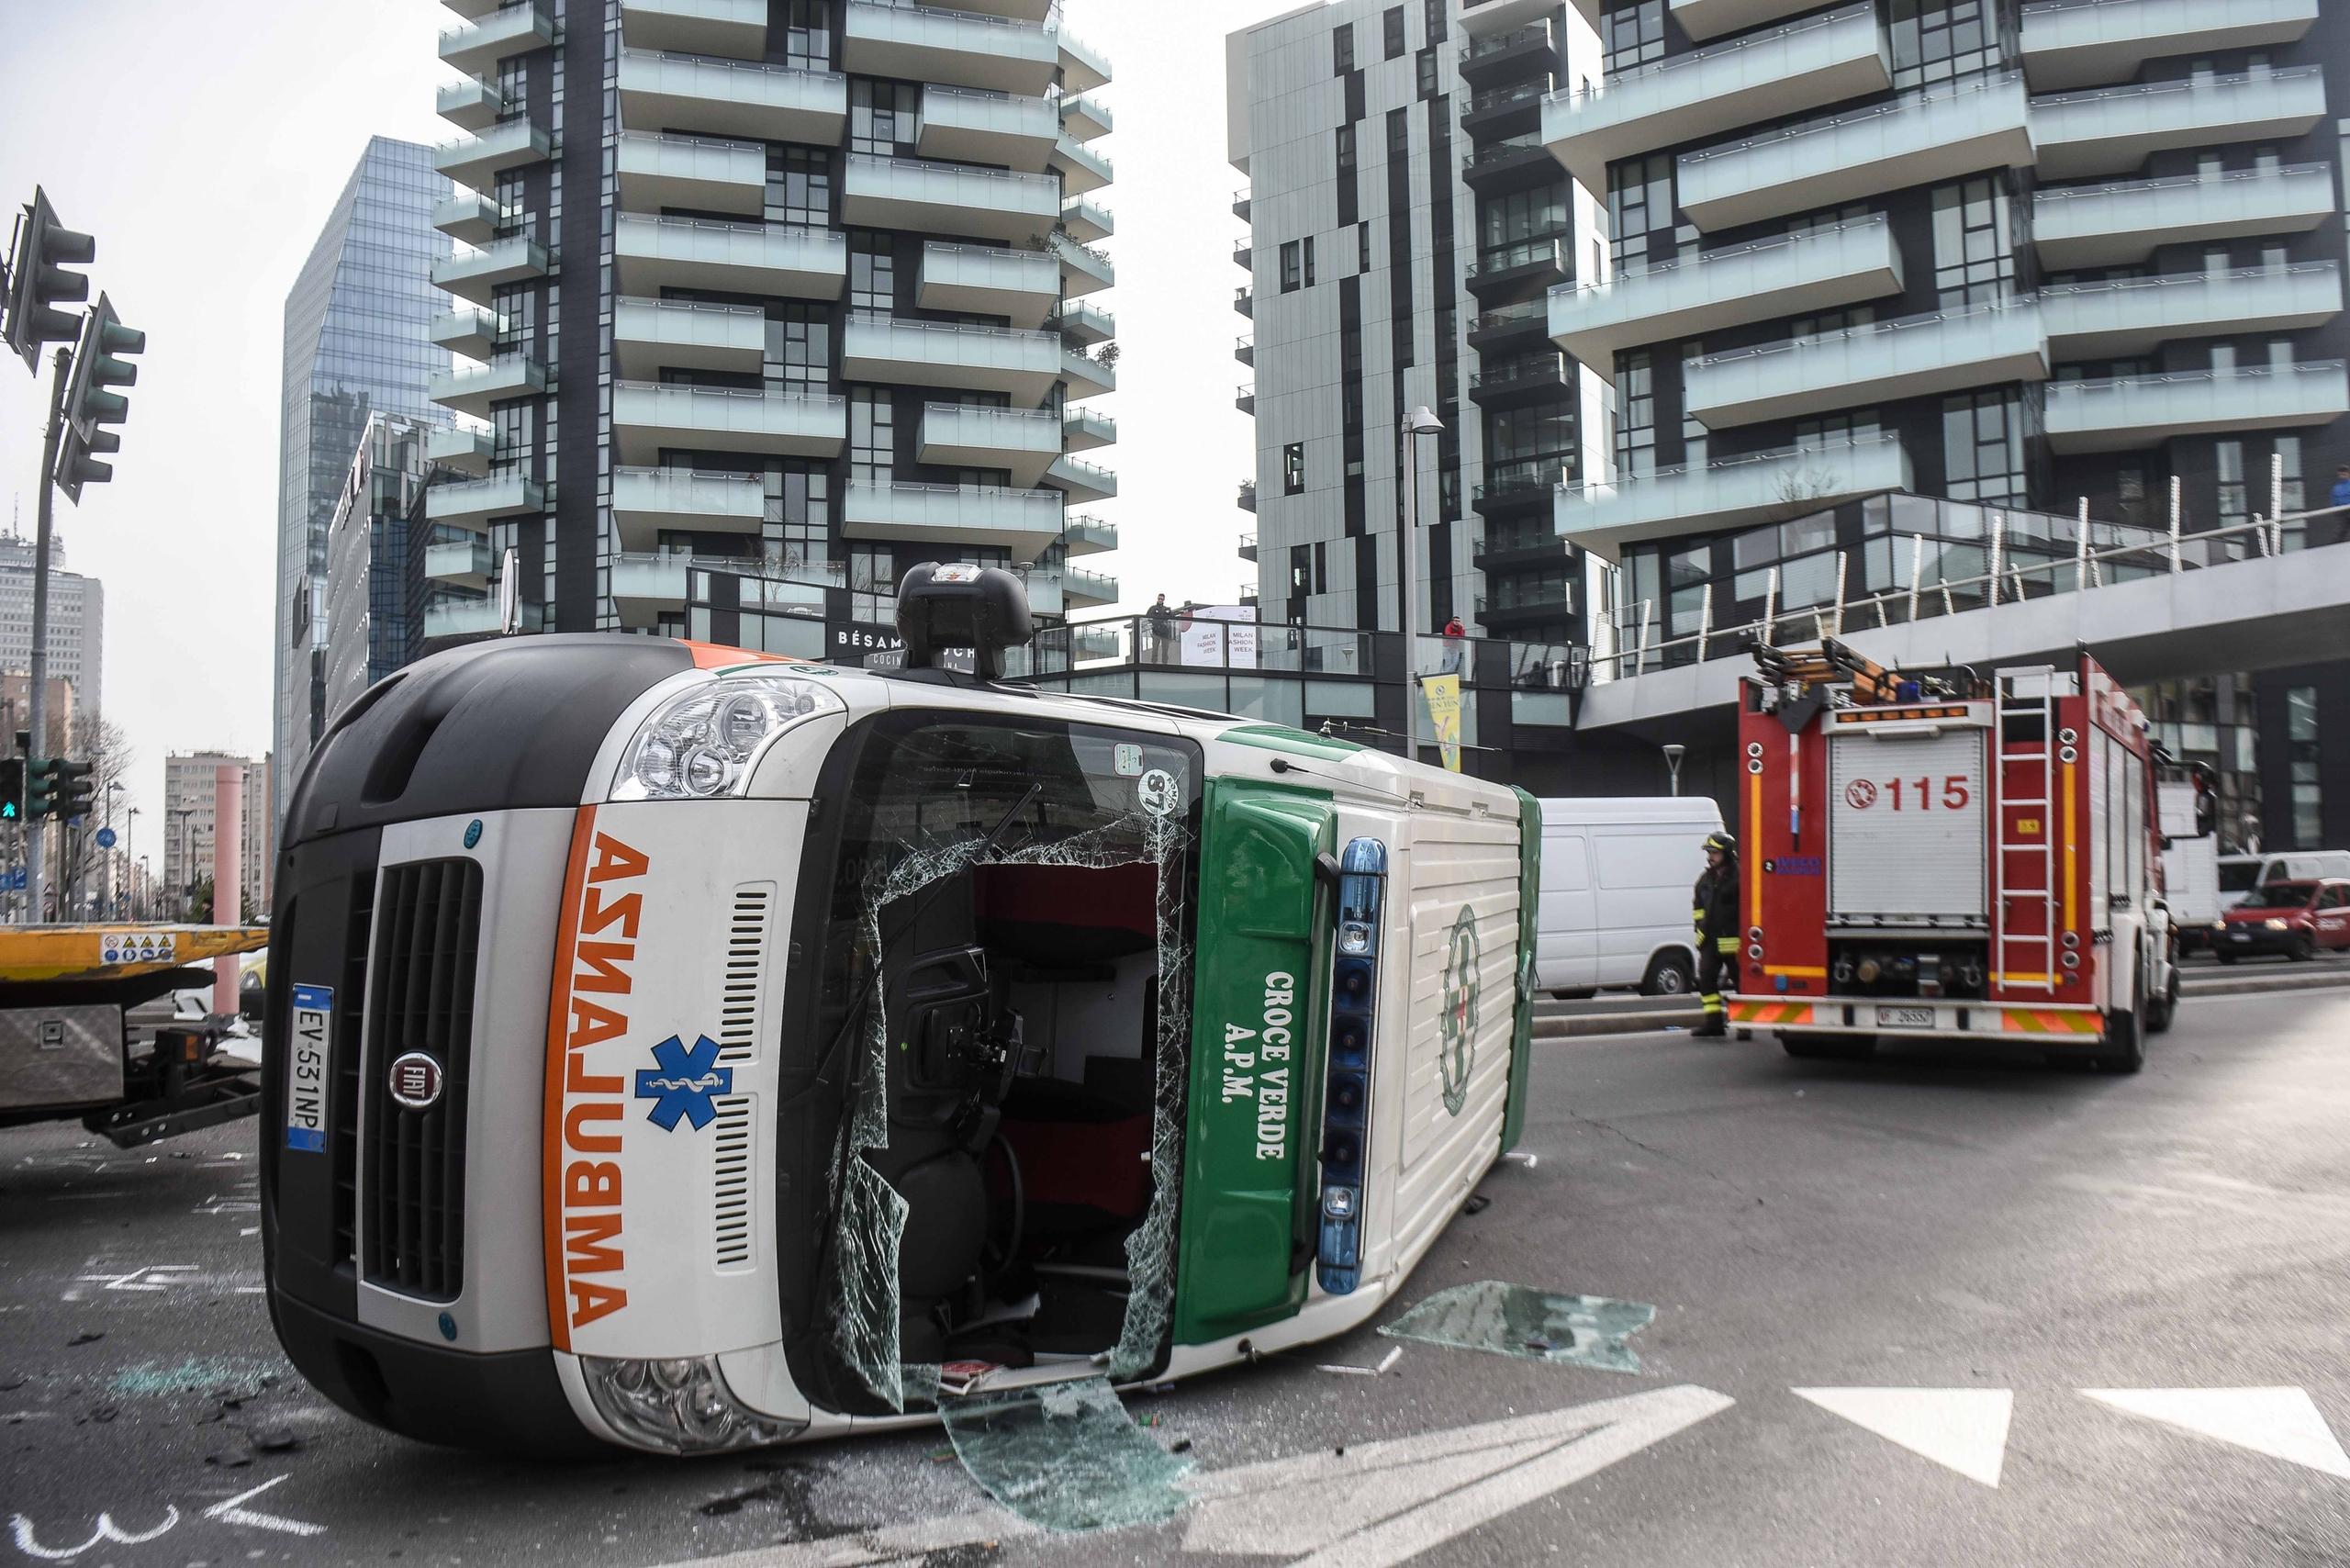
[424, 0, 1121, 658]
[323, 415, 453, 726]
[162, 752, 274, 918]
[1233, 0, 2350, 845]
[0, 533, 105, 717]
[276, 137, 454, 822]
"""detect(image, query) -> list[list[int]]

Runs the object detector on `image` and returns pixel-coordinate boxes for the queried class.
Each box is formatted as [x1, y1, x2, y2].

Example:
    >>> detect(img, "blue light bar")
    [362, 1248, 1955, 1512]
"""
[1319, 836, 1386, 1294]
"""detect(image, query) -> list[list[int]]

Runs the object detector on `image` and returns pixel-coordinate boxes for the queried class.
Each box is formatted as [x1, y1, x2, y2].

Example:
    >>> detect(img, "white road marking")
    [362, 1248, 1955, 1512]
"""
[652, 1385, 1730, 1568]
[2081, 1387, 2350, 1479]
[8, 1505, 180, 1560]
[73, 1264, 197, 1294]
[202, 1475, 327, 1539]
[1791, 1388, 2014, 1488]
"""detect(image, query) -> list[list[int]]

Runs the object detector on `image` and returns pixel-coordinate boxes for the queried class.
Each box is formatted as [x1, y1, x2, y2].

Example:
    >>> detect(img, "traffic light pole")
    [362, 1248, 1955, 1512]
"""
[24, 344, 71, 924]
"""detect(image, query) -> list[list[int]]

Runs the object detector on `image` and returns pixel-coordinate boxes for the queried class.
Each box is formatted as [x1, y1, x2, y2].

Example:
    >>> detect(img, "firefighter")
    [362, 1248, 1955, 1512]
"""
[1691, 831, 1740, 1038]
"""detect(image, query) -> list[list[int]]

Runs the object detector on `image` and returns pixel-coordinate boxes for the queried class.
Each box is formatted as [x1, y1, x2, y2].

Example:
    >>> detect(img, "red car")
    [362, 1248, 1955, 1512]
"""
[2215, 878, 2350, 962]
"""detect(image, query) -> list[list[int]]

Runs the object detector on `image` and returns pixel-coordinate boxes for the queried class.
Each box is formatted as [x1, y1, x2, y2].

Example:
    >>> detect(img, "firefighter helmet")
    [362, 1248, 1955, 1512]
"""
[1704, 831, 1737, 858]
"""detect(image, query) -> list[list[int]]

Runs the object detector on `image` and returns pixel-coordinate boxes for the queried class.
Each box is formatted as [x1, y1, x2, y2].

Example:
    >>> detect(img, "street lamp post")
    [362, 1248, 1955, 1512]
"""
[1400, 406, 1445, 767]
[1663, 744, 1685, 797]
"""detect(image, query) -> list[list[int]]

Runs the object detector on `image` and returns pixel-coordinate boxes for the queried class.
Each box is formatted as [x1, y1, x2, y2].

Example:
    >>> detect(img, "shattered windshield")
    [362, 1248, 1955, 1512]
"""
[796, 711, 1201, 1414]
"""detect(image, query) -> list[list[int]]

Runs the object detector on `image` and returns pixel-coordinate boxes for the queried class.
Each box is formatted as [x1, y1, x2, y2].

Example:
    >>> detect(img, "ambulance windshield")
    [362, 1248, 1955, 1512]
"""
[800, 712, 1200, 1412]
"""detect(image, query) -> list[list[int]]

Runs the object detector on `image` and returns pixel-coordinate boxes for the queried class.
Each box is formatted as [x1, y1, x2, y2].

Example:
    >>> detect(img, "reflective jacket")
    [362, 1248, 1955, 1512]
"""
[1693, 862, 1740, 948]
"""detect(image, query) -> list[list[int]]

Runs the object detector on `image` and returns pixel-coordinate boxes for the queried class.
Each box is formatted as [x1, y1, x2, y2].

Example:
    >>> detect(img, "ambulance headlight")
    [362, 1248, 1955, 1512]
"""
[579, 1354, 800, 1453]
[614, 676, 844, 801]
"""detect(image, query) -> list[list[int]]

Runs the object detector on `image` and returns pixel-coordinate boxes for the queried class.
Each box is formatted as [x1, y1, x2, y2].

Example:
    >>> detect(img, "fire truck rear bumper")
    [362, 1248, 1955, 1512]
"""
[1729, 996, 2107, 1042]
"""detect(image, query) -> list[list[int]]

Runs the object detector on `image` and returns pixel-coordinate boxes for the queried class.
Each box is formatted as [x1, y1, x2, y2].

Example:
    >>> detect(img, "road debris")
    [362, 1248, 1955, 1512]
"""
[1379, 1281, 1657, 1374]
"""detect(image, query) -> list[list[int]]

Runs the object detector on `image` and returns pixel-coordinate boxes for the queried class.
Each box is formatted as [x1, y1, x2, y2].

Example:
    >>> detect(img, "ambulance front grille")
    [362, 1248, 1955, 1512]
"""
[360, 858, 483, 1301]
[711, 884, 770, 1271]
[330, 872, 375, 1269]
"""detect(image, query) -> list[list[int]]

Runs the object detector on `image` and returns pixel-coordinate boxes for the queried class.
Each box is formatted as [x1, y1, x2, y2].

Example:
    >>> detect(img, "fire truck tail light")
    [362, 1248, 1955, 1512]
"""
[1320, 837, 1387, 1296]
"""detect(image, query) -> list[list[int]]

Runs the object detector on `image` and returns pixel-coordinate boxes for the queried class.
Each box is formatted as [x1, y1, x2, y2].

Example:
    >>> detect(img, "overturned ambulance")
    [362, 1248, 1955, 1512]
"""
[262, 567, 1539, 1454]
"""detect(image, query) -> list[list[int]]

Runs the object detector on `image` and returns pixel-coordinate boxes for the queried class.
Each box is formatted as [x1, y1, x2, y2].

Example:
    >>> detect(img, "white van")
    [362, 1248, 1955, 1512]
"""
[2218, 850, 2350, 910]
[1535, 797, 1725, 998]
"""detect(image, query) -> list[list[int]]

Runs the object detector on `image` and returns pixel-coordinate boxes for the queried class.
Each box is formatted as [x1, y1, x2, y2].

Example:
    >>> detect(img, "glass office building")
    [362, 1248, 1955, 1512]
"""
[274, 136, 453, 825]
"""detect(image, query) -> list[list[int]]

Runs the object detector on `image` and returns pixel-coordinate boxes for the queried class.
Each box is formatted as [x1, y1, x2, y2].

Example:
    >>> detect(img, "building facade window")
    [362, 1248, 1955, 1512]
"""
[1889, 0, 2007, 92]
[1942, 388, 2024, 504]
[1479, 180, 1568, 267]
[1283, 442, 1305, 494]
[850, 389, 893, 486]
[2288, 685, 2322, 846]
[1602, 0, 1664, 72]
[1280, 241, 1303, 292]
[850, 81, 919, 156]
[765, 306, 829, 390]
[1416, 47, 1438, 98]
[1616, 351, 1654, 478]
[1383, 6, 1405, 59]
[1930, 176, 2016, 305]
[849, 232, 895, 313]
[1337, 123, 1356, 177]
[780, 0, 832, 69]
[1607, 154, 1673, 274]
[1334, 22, 1354, 73]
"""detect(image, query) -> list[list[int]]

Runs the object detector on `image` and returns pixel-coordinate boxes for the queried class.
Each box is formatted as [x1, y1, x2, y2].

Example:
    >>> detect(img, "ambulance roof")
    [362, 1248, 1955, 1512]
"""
[1536, 796, 1724, 829]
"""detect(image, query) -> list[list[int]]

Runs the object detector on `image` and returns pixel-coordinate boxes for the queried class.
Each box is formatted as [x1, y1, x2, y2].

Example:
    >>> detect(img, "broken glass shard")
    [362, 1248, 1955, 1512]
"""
[1378, 1281, 1656, 1373]
[941, 1376, 1192, 1533]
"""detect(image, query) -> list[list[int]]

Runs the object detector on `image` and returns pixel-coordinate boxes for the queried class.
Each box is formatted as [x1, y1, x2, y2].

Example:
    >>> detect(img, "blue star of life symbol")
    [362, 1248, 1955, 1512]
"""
[634, 1034, 733, 1132]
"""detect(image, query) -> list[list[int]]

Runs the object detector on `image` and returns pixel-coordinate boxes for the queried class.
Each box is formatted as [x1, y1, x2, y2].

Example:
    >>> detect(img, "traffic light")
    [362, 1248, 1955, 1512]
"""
[51, 759, 95, 822]
[3, 187, 95, 373]
[0, 758, 21, 824]
[26, 759, 58, 821]
[57, 292, 141, 505]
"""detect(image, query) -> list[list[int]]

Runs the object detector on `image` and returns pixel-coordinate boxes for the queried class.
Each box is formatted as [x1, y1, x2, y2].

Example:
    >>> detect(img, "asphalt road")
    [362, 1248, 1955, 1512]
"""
[4, 991, 2347, 1566]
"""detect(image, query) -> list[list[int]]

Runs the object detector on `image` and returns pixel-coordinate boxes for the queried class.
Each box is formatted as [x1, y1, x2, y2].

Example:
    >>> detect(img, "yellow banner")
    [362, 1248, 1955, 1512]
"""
[1423, 673, 1462, 772]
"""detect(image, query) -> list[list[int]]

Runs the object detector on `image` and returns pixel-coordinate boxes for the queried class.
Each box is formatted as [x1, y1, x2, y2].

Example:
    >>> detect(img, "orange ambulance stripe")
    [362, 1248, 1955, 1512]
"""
[542, 805, 599, 1354]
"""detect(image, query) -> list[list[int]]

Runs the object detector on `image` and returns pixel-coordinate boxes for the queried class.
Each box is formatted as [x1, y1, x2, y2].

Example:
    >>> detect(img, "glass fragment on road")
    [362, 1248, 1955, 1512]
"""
[1378, 1280, 1656, 1373]
[941, 1375, 1193, 1533]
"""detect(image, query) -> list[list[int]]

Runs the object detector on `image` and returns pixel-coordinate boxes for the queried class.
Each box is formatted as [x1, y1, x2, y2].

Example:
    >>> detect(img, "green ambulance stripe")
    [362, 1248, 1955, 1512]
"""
[1173, 777, 1336, 1347]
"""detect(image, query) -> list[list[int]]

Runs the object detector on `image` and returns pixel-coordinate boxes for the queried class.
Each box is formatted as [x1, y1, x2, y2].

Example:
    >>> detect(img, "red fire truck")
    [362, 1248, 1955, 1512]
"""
[1730, 640, 2180, 1072]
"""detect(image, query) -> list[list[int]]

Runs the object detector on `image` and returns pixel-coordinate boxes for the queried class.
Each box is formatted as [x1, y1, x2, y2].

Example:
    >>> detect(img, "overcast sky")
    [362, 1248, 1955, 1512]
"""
[0, 0, 1301, 834]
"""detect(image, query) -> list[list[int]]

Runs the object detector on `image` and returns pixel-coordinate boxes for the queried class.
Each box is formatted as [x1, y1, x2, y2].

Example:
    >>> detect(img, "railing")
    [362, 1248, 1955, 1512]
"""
[2031, 161, 2331, 205]
[621, 44, 844, 85]
[1680, 68, 2022, 166]
[615, 294, 766, 323]
[611, 549, 847, 590]
[2038, 259, 2336, 300]
[926, 238, 1052, 265]
[1461, 19, 1553, 63]
[1471, 297, 1549, 332]
[1470, 352, 1565, 391]
[1590, 503, 2350, 682]
[1467, 236, 1564, 280]
[923, 400, 1057, 431]
[1553, 211, 1891, 297]
[1561, 429, 1904, 501]
[848, 0, 1042, 33]
[1463, 132, 1545, 172]
[1685, 297, 2033, 370]
[2051, 358, 2346, 400]
[620, 212, 828, 243]
[617, 128, 766, 161]
[851, 310, 1056, 348]
[2031, 62, 2322, 109]
[1002, 613, 1590, 695]
[440, 2, 548, 47]
[847, 150, 1057, 194]
[1548, 1, 1873, 106]
[1467, 77, 1551, 117]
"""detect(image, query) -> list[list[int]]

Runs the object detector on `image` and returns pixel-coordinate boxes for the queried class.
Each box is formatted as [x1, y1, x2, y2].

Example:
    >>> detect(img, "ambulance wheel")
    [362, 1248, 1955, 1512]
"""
[2145, 962, 2180, 1036]
[1642, 952, 1695, 997]
[1783, 1033, 1874, 1061]
[2096, 984, 2145, 1074]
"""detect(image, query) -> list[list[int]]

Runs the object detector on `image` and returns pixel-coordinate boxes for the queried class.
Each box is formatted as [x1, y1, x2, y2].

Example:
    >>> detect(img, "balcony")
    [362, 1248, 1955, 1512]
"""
[1540, 3, 1890, 192]
[1057, 297, 1115, 347]
[917, 86, 1058, 171]
[426, 471, 543, 529]
[1235, 333, 1253, 368]
[2044, 361, 2350, 452]
[617, 0, 767, 55]
[1469, 295, 1550, 348]
[426, 537, 497, 590]
[1468, 350, 1568, 407]
[1060, 194, 1113, 244]
[610, 465, 767, 551]
[1463, 76, 1551, 138]
[1045, 454, 1117, 505]
[430, 306, 503, 362]
[1237, 479, 1258, 513]
[433, 118, 551, 194]
[1677, 72, 2031, 233]
[611, 381, 846, 463]
[1472, 463, 1560, 515]
[616, 48, 847, 144]
[1459, 20, 1557, 85]
[2031, 163, 2335, 268]
[1064, 515, 1117, 554]
[612, 296, 766, 377]
[1064, 406, 1115, 454]
[440, 3, 552, 75]
[436, 76, 504, 132]
[1062, 90, 1113, 142]
[1056, 28, 1111, 95]
[431, 190, 509, 246]
[2040, 263, 2343, 359]
[1050, 132, 1114, 197]
[1232, 186, 1249, 222]
[431, 237, 548, 307]
[616, 130, 767, 215]
[843, 314, 1062, 398]
[1557, 432, 1914, 559]
[1464, 0, 1595, 34]
[1057, 234, 1114, 300]
[2020, 0, 2317, 92]
[1684, 299, 2049, 430]
[918, 241, 1060, 328]
[1062, 347, 1113, 401]
[427, 426, 496, 477]
[918, 403, 1061, 486]
[1464, 236, 1567, 298]
[1461, 134, 1557, 195]
[2031, 67, 2328, 180]
[1237, 532, 1258, 563]
[842, 1, 1058, 96]
[426, 599, 529, 642]
[430, 355, 549, 420]
[1234, 286, 1252, 319]
[1236, 384, 1255, 416]
[1670, 0, 1834, 41]
[614, 213, 847, 299]
[1548, 214, 1901, 369]
[843, 478, 1065, 552]
[1233, 239, 1253, 273]
[841, 154, 1059, 244]
[1065, 566, 1118, 607]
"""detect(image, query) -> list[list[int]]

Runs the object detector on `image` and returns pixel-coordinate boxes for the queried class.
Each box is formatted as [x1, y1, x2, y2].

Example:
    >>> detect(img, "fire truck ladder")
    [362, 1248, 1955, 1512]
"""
[1994, 668, 2059, 993]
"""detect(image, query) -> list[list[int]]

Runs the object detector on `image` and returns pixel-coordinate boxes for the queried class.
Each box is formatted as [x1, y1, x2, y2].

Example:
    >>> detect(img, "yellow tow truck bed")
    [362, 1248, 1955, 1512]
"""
[0, 924, 268, 988]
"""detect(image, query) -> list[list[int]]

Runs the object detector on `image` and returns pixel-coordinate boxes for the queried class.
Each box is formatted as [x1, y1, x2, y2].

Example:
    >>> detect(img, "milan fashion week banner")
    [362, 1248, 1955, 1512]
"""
[1178, 606, 1259, 669]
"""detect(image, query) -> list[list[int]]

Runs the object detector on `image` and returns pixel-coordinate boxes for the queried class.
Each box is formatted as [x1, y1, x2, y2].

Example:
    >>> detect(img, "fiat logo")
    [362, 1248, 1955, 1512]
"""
[387, 1052, 444, 1112]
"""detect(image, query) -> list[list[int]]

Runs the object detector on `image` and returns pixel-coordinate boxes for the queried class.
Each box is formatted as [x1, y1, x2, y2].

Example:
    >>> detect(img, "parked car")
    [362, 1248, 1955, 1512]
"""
[1534, 796, 1725, 998]
[2213, 878, 2350, 962]
[2216, 850, 2350, 908]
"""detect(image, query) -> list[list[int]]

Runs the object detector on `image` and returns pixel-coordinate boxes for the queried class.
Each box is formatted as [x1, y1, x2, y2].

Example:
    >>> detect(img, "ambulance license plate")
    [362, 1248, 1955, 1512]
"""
[285, 984, 333, 1153]
[1875, 1005, 1934, 1028]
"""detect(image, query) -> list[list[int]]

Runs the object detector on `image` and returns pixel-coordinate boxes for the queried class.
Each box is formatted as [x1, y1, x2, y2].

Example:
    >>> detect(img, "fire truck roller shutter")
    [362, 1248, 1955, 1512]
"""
[1828, 727, 1987, 924]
